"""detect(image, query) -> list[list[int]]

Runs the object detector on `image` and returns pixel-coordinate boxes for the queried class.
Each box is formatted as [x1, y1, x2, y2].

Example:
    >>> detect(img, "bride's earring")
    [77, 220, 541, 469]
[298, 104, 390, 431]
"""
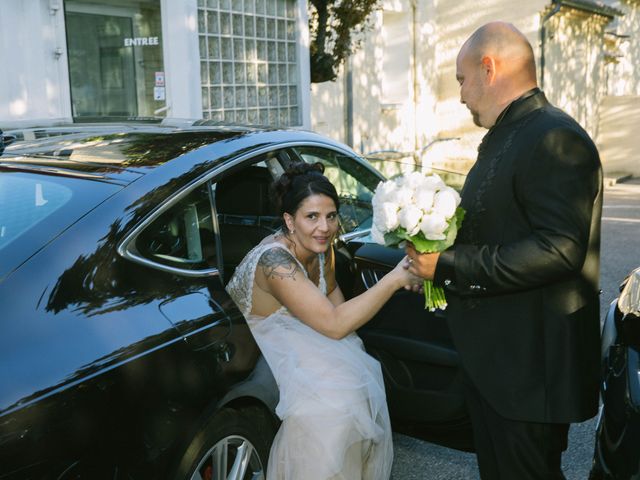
[283, 213, 295, 236]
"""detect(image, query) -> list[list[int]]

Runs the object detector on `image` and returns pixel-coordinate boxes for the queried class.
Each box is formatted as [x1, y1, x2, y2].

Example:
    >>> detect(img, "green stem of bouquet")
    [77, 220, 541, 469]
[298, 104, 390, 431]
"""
[423, 279, 447, 311]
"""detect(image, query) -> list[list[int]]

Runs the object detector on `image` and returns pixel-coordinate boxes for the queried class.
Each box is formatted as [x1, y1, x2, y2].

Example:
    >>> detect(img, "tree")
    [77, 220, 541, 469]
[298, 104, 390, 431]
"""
[309, 0, 379, 83]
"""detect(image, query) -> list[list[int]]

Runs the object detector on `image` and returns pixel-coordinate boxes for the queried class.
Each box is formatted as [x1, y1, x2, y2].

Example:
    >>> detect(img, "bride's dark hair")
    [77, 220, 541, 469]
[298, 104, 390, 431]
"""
[270, 162, 340, 218]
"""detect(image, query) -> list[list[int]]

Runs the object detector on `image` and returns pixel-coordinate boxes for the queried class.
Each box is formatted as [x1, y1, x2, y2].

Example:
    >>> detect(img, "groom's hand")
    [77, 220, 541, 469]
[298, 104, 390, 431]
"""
[404, 243, 439, 281]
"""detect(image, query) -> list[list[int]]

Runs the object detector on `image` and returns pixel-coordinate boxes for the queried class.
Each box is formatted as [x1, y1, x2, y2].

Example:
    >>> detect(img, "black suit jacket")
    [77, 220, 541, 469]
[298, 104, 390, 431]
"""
[435, 89, 603, 423]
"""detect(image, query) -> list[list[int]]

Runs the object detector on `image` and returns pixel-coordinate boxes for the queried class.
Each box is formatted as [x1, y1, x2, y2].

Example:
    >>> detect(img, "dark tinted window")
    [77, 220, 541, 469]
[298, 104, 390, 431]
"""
[135, 183, 217, 270]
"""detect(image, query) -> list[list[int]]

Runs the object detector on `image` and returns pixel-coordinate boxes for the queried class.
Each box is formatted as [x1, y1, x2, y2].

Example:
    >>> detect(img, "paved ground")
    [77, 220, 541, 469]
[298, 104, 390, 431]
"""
[391, 177, 640, 479]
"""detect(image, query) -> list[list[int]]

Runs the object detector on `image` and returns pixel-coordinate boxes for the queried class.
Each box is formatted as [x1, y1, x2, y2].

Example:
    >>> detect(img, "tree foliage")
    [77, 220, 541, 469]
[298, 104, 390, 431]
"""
[308, 0, 379, 83]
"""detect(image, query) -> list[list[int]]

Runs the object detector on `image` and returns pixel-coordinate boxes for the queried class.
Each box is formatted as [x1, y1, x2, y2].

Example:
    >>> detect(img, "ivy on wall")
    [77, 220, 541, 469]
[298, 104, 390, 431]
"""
[309, 0, 379, 83]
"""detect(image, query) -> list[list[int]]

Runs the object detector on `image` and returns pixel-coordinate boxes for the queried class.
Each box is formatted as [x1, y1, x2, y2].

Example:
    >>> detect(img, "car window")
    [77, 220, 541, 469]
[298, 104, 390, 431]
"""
[292, 146, 381, 234]
[0, 172, 121, 280]
[135, 183, 217, 271]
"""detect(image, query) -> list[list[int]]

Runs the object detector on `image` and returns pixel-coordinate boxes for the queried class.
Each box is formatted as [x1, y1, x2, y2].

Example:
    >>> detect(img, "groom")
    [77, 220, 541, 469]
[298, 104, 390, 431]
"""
[406, 22, 602, 479]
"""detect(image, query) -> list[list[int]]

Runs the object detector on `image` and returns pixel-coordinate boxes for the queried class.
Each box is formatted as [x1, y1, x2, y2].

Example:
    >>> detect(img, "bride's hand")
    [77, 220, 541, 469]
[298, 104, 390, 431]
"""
[388, 256, 423, 290]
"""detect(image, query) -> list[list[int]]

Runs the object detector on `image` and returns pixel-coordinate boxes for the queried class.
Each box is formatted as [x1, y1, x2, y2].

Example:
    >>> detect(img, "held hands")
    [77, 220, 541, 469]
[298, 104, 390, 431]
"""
[389, 256, 423, 290]
[403, 243, 439, 292]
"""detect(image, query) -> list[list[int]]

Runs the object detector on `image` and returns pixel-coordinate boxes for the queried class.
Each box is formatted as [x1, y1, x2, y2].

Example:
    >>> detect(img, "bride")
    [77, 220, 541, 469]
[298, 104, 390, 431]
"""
[226, 162, 420, 479]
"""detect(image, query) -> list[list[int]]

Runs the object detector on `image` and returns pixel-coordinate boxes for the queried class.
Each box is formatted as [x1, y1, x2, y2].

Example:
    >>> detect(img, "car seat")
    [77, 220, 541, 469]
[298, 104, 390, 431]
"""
[215, 165, 280, 282]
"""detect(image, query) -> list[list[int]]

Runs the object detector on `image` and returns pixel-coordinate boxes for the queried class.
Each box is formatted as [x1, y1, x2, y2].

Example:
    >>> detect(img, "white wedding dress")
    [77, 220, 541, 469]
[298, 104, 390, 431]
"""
[226, 241, 393, 480]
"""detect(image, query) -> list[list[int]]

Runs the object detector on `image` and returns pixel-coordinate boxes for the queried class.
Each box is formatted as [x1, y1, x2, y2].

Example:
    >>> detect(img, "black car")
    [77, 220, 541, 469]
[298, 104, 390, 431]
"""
[590, 266, 640, 480]
[0, 123, 472, 479]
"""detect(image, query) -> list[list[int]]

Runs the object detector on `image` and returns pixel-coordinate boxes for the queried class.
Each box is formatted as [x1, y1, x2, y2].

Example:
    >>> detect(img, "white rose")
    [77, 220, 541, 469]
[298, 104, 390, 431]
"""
[432, 187, 460, 219]
[373, 180, 397, 207]
[424, 174, 446, 191]
[398, 204, 422, 236]
[370, 224, 386, 245]
[402, 171, 427, 190]
[414, 188, 435, 213]
[374, 202, 400, 232]
[392, 186, 414, 206]
[420, 212, 448, 240]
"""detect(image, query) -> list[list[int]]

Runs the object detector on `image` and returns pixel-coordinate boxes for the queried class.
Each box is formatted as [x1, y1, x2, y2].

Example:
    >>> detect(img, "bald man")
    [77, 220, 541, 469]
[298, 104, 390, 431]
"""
[406, 22, 602, 479]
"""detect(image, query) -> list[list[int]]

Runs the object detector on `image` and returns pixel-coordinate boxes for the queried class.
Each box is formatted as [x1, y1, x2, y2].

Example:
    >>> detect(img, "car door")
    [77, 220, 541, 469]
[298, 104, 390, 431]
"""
[286, 145, 473, 451]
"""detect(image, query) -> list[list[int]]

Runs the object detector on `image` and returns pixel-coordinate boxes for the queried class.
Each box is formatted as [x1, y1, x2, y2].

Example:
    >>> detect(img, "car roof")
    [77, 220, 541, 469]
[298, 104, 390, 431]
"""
[0, 123, 347, 186]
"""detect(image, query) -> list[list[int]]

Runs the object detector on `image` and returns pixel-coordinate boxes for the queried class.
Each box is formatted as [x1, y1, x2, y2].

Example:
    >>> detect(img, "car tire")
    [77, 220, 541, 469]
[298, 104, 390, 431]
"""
[172, 406, 277, 480]
[588, 445, 610, 480]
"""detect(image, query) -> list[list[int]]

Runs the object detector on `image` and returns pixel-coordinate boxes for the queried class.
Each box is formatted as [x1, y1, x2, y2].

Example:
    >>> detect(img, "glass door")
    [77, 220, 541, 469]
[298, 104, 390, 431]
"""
[65, 0, 165, 122]
[67, 12, 138, 119]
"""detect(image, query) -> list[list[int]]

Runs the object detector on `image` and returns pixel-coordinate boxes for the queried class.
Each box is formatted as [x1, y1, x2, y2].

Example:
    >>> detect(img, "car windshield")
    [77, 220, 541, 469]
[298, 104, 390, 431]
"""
[0, 172, 121, 281]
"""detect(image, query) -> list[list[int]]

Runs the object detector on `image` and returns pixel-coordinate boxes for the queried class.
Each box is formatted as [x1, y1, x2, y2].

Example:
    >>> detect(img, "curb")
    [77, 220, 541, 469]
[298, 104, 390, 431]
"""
[604, 173, 633, 187]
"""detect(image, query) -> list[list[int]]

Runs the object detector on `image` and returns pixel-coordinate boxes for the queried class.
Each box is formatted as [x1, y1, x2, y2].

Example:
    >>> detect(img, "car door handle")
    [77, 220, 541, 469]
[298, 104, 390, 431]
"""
[203, 340, 234, 362]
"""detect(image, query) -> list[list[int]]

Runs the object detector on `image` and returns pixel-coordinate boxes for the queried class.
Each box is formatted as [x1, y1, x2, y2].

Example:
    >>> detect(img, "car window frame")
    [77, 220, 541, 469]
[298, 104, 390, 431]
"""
[118, 142, 345, 277]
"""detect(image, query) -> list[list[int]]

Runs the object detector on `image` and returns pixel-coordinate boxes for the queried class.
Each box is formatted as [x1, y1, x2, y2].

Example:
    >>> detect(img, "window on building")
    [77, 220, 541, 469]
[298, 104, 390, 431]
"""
[198, 0, 300, 126]
[65, 0, 166, 121]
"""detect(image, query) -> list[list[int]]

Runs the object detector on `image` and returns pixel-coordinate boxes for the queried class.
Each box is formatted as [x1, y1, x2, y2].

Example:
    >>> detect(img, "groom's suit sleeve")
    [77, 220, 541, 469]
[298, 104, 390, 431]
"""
[434, 126, 601, 296]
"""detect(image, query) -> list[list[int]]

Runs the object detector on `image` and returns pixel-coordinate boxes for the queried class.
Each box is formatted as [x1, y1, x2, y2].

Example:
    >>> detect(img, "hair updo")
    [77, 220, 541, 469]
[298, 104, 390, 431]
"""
[270, 162, 340, 218]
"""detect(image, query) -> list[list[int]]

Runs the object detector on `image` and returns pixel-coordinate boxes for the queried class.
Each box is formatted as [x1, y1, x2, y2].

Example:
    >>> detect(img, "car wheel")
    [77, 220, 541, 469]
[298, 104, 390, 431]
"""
[588, 444, 613, 480]
[173, 406, 277, 480]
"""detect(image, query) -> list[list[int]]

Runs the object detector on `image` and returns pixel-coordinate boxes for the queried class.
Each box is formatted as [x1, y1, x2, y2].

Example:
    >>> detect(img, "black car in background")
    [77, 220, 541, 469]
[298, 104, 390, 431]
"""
[591, 266, 640, 480]
[0, 123, 472, 479]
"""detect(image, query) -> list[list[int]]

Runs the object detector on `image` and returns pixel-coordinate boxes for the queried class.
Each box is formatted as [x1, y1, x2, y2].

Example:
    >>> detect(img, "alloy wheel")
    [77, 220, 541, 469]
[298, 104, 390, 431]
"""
[190, 434, 265, 480]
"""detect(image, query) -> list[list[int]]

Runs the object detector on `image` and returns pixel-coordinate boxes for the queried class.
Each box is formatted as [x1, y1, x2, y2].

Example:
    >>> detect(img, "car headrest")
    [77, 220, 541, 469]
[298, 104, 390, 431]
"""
[215, 166, 276, 216]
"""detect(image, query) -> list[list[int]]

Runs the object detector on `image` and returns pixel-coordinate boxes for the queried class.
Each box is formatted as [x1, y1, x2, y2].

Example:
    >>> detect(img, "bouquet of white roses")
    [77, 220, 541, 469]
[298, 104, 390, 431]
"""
[370, 171, 465, 311]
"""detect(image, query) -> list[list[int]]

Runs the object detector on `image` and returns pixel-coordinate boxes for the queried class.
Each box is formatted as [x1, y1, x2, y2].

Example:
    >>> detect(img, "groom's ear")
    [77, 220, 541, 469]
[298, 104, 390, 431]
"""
[480, 55, 497, 84]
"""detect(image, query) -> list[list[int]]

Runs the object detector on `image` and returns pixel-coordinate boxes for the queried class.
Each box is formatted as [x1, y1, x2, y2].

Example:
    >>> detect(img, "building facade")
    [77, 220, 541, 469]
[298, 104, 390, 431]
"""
[597, 0, 640, 176]
[0, 0, 311, 128]
[311, 0, 637, 176]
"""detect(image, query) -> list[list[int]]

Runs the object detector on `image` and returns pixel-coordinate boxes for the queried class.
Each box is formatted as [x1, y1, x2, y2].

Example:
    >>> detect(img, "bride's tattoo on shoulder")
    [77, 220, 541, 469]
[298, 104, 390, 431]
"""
[259, 248, 300, 280]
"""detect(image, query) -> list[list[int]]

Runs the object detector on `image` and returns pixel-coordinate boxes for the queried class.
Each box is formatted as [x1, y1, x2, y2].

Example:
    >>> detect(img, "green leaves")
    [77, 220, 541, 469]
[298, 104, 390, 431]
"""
[309, 0, 380, 83]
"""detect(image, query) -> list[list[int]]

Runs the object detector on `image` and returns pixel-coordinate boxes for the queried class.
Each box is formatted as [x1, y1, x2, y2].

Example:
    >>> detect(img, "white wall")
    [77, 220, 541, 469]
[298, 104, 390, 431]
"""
[0, 0, 72, 127]
[595, 0, 640, 176]
[160, 0, 202, 119]
[597, 95, 640, 176]
[310, 0, 624, 174]
[310, 0, 548, 170]
[310, 0, 439, 159]
[433, 0, 546, 170]
[542, 8, 611, 139]
[296, 0, 311, 129]
[606, 0, 640, 96]
[310, 75, 345, 141]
